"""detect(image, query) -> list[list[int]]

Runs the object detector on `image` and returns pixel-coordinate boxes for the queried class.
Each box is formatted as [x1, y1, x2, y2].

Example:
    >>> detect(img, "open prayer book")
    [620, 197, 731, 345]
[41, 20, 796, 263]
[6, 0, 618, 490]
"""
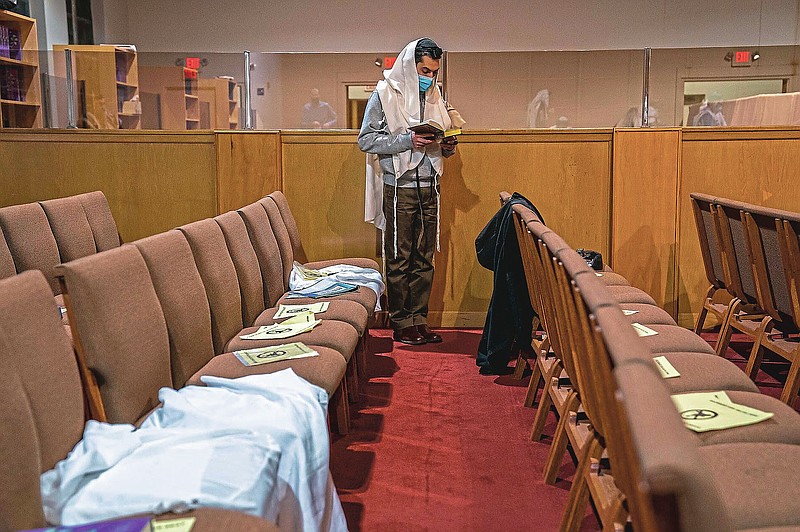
[239, 311, 321, 340]
[408, 119, 462, 140]
[671, 391, 774, 432]
[234, 342, 320, 367]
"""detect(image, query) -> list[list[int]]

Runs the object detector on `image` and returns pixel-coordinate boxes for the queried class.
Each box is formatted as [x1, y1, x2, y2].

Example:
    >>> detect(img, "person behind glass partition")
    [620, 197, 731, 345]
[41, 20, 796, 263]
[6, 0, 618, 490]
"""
[527, 89, 550, 128]
[616, 105, 660, 127]
[692, 99, 727, 127]
[301, 88, 337, 128]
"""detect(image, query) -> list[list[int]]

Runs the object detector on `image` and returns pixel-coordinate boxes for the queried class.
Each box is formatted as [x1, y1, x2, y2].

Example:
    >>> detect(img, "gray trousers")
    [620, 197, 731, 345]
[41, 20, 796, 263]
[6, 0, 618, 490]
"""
[383, 183, 437, 330]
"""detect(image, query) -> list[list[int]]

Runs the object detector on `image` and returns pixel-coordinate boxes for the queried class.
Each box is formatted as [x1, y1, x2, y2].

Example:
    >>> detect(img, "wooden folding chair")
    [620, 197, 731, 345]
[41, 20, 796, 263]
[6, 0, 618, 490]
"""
[509, 203, 550, 394]
[743, 205, 800, 404]
[690, 193, 734, 336]
[526, 226, 573, 443]
[712, 198, 772, 358]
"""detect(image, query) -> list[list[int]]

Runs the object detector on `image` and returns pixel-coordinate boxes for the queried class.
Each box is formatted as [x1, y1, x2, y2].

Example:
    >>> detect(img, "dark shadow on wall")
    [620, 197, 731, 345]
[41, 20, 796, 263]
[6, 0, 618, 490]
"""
[429, 149, 483, 319]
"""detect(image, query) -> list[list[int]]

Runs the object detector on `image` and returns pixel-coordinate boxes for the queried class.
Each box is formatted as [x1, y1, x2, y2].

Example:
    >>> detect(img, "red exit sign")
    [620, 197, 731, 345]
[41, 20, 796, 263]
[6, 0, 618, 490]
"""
[185, 57, 200, 69]
[731, 50, 752, 67]
[383, 57, 396, 69]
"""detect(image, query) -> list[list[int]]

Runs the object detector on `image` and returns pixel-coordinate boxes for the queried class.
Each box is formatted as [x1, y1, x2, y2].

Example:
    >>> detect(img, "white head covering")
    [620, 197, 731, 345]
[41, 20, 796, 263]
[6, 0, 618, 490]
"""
[364, 38, 451, 246]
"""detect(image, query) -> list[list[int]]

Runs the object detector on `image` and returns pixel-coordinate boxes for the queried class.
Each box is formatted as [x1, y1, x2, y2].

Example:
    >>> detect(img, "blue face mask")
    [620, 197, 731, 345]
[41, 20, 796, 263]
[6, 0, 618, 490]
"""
[419, 75, 434, 92]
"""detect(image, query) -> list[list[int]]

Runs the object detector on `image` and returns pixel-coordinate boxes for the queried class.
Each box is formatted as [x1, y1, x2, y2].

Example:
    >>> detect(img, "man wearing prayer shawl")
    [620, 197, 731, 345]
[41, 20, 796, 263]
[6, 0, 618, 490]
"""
[359, 38, 457, 346]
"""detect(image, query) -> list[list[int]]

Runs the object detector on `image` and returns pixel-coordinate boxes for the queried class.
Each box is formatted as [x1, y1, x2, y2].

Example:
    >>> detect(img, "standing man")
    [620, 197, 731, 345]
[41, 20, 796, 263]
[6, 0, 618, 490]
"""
[302, 88, 337, 128]
[359, 38, 457, 345]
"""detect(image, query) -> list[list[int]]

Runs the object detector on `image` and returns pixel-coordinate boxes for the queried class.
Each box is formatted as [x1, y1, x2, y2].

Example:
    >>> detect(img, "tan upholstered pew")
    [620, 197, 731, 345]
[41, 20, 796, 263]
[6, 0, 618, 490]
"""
[0, 191, 121, 332]
[0, 270, 279, 532]
[57, 194, 375, 434]
[692, 193, 800, 405]
[501, 192, 800, 530]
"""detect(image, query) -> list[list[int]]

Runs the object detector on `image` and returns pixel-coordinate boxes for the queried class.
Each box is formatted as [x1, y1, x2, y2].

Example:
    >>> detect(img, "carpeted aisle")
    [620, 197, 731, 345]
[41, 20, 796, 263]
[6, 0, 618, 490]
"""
[331, 328, 599, 531]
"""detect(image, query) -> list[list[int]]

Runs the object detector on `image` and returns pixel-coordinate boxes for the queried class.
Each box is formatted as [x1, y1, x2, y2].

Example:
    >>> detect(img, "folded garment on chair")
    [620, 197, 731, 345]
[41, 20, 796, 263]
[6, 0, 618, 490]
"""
[289, 263, 385, 310]
[42, 370, 347, 532]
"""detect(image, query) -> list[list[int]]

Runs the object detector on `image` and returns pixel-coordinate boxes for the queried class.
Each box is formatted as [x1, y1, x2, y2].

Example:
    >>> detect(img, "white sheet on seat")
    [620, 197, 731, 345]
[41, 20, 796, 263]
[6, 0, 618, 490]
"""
[42, 369, 346, 532]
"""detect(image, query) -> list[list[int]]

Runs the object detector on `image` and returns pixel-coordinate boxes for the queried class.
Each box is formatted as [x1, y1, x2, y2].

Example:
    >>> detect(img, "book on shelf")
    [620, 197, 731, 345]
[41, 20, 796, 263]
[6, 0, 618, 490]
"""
[0, 24, 9, 59]
[408, 119, 461, 139]
[8, 28, 20, 60]
[115, 61, 126, 83]
[0, 66, 23, 101]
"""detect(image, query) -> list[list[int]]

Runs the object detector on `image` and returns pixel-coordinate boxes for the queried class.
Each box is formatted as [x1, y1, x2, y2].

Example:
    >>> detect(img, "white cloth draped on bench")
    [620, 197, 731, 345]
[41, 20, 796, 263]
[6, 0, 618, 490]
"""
[42, 369, 346, 532]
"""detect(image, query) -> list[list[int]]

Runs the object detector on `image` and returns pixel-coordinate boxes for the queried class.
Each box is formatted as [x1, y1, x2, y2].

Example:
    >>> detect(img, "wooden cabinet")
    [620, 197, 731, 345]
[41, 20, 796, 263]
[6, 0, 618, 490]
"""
[52, 44, 140, 129]
[139, 66, 201, 130]
[0, 10, 43, 128]
[198, 77, 240, 130]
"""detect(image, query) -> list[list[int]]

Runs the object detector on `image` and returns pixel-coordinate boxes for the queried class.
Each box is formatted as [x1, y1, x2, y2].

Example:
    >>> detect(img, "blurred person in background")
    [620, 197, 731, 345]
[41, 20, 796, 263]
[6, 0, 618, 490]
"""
[302, 88, 337, 128]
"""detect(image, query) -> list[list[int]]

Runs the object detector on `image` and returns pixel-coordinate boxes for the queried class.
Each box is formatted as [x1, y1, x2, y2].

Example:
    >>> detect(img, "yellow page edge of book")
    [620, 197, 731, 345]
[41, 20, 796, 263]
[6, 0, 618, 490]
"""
[152, 517, 196, 532]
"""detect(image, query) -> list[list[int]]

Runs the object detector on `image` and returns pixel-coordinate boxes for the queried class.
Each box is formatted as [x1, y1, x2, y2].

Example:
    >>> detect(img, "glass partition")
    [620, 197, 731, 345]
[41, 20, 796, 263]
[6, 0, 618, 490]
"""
[651, 45, 797, 127]
[446, 50, 645, 129]
[9, 45, 800, 130]
[28, 48, 245, 130]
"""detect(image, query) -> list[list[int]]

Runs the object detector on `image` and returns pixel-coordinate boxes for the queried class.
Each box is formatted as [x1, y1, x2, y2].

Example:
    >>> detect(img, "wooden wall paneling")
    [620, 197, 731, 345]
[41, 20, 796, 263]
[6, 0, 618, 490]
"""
[611, 128, 681, 318]
[432, 130, 613, 326]
[280, 130, 612, 327]
[281, 131, 379, 266]
[215, 131, 282, 213]
[0, 130, 217, 242]
[679, 127, 800, 327]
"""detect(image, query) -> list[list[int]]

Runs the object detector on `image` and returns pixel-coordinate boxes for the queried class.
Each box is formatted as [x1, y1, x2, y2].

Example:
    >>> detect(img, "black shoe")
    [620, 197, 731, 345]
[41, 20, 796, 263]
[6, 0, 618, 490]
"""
[417, 324, 442, 343]
[479, 363, 513, 375]
[393, 326, 426, 345]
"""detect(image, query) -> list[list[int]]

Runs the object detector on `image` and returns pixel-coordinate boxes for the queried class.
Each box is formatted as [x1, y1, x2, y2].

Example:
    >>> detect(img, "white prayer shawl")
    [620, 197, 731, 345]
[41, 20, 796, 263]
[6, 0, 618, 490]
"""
[41, 370, 346, 532]
[42, 424, 282, 526]
[364, 38, 451, 256]
[288, 263, 385, 311]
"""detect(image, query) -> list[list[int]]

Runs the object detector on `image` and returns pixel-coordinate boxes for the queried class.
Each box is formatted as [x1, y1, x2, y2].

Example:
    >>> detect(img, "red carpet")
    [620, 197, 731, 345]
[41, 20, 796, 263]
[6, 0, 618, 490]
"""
[331, 329, 599, 531]
[330, 327, 799, 530]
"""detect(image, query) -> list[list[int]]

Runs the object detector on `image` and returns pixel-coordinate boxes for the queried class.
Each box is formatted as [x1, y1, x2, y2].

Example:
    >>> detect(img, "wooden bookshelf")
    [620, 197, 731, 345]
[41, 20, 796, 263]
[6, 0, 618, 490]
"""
[52, 44, 140, 129]
[198, 77, 240, 130]
[0, 10, 43, 128]
[139, 66, 201, 130]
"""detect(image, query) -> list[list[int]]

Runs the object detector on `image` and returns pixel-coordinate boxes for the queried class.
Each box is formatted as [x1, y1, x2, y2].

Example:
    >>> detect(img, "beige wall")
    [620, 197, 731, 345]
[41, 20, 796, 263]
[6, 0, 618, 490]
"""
[98, 0, 800, 53]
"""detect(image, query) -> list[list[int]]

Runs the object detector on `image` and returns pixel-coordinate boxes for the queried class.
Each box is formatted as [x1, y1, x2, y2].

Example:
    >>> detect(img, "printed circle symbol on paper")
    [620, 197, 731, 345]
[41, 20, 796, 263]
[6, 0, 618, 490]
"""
[257, 350, 286, 358]
[680, 409, 718, 420]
